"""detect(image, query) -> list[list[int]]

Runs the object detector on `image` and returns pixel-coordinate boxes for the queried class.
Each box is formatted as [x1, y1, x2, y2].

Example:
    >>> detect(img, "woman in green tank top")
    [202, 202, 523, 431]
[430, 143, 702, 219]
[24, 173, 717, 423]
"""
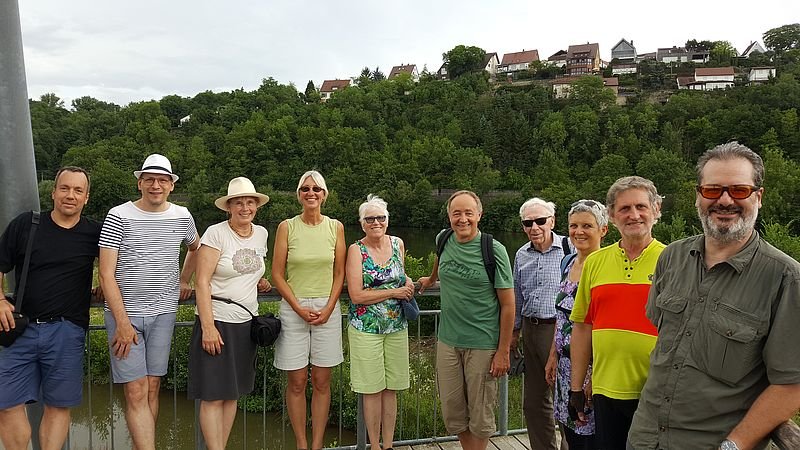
[271, 170, 346, 450]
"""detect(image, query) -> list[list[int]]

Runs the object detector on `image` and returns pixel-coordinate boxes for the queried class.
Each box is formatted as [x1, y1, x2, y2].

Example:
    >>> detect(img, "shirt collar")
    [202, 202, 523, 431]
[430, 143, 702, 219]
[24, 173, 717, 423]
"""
[527, 231, 562, 253]
[688, 231, 760, 273]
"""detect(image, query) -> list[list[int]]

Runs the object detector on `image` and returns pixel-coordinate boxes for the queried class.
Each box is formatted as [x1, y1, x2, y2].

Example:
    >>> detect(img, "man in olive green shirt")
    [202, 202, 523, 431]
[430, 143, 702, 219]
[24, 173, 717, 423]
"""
[628, 142, 800, 450]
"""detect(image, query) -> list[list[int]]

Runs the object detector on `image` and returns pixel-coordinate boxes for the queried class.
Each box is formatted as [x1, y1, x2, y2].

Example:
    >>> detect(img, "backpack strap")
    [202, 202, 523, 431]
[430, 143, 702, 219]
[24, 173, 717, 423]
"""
[562, 235, 572, 256]
[435, 228, 455, 259]
[559, 252, 578, 280]
[481, 232, 496, 286]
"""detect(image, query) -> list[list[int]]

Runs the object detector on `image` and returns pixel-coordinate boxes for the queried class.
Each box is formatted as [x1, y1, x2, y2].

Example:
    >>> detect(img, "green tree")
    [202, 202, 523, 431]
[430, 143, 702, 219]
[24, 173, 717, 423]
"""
[763, 23, 800, 54]
[710, 40, 736, 65]
[441, 45, 486, 79]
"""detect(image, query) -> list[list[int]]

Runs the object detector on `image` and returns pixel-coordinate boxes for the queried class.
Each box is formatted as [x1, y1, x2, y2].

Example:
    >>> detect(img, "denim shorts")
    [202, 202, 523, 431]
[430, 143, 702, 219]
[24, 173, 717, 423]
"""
[0, 319, 86, 408]
[104, 311, 176, 383]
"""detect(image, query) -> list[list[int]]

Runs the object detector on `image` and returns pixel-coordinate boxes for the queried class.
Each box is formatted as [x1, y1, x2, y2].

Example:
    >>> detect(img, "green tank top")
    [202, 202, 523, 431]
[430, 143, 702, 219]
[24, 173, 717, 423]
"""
[286, 215, 339, 298]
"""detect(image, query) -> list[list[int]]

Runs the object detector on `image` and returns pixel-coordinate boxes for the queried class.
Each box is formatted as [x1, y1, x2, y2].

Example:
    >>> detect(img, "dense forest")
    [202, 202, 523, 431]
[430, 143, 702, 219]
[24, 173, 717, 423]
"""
[28, 25, 800, 248]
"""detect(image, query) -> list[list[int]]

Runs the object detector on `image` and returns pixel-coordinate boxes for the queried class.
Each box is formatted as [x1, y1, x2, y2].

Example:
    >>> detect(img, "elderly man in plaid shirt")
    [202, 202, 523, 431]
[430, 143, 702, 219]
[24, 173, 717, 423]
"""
[512, 197, 571, 450]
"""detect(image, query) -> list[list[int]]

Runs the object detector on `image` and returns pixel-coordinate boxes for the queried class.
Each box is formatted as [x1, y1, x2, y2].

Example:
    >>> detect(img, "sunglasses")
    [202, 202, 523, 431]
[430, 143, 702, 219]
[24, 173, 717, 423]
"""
[299, 186, 324, 193]
[522, 217, 551, 228]
[364, 215, 387, 224]
[571, 200, 601, 209]
[696, 184, 759, 200]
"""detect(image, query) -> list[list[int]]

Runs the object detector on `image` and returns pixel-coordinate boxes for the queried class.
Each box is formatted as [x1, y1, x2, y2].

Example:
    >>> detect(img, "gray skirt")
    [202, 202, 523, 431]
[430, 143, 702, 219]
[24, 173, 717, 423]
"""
[188, 317, 257, 400]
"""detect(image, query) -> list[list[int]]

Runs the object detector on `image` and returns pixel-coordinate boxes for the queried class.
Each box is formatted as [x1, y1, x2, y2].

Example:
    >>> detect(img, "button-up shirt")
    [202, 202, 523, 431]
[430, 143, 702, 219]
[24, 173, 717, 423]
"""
[628, 232, 800, 450]
[513, 232, 568, 330]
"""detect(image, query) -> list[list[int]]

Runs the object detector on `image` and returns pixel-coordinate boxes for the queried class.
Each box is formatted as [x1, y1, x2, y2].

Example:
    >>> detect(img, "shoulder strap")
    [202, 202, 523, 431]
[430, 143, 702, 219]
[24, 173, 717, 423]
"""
[481, 233, 496, 286]
[562, 236, 572, 255]
[559, 252, 578, 280]
[15, 211, 41, 311]
[210, 294, 255, 318]
[435, 228, 454, 259]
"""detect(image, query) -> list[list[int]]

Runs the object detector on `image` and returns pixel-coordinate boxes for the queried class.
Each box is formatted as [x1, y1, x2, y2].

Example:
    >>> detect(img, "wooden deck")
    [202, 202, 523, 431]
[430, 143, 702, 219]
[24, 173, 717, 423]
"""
[395, 434, 533, 449]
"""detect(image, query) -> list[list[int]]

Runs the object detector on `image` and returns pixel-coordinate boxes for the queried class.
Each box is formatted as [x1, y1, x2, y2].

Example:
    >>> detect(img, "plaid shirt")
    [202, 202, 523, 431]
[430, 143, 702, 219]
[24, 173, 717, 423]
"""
[513, 232, 569, 330]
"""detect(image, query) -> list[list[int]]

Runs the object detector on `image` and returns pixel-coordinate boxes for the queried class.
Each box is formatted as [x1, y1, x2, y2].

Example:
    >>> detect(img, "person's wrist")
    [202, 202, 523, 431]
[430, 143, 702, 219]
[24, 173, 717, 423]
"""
[719, 438, 740, 450]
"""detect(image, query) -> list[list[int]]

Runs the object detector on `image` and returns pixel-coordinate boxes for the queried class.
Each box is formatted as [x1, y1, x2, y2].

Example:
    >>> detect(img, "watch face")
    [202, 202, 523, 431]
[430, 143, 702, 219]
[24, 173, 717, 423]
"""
[720, 440, 739, 450]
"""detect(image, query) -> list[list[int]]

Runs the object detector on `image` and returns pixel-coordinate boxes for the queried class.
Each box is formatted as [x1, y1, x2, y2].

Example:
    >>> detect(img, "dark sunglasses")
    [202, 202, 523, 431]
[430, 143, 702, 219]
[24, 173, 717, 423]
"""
[364, 215, 387, 224]
[696, 184, 759, 200]
[299, 186, 324, 193]
[522, 216, 551, 228]
[571, 200, 601, 209]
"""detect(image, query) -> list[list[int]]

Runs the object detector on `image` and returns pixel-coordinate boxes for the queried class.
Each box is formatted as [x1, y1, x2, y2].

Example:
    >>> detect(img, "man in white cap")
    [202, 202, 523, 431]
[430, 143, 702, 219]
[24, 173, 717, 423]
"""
[99, 154, 199, 450]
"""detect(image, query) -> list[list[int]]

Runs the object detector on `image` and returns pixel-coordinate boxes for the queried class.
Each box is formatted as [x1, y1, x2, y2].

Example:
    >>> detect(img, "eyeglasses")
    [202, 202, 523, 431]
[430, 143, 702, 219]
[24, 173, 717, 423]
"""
[140, 177, 173, 186]
[299, 186, 324, 193]
[364, 215, 387, 224]
[522, 217, 551, 228]
[571, 200, 601, 209]
[696, 184, 760, 200]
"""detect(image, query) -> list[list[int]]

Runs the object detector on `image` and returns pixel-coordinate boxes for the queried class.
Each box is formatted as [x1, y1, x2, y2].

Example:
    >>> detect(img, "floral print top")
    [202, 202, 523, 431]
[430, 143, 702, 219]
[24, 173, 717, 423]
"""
[553, 257, 595, 435]
[348, 236, 408, 334]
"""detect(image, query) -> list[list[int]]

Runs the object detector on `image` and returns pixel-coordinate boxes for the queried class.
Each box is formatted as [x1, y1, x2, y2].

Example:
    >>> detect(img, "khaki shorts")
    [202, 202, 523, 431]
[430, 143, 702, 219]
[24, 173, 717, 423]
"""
[273, 298, 344, 370]
[348, 326, 409, 394]
[436, 341, 498, 439]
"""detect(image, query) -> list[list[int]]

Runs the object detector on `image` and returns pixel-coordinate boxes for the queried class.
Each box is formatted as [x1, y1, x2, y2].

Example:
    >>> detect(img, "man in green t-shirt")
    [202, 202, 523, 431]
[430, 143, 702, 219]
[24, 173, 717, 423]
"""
[419, 190, 515, 450]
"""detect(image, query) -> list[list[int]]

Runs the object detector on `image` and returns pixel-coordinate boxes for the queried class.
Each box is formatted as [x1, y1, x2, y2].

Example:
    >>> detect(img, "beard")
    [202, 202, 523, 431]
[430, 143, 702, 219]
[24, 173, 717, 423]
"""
[697, 204, 757, 244]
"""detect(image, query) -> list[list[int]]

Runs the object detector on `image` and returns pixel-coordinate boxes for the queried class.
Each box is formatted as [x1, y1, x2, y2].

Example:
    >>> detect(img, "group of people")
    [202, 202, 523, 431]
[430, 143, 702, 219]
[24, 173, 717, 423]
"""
[0, 141, 798, 450]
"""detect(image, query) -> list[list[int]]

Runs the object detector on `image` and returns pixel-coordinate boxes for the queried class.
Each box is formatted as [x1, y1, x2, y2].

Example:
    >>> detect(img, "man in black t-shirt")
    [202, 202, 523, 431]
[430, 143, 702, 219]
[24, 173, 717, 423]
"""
[0, 167, 101, 450]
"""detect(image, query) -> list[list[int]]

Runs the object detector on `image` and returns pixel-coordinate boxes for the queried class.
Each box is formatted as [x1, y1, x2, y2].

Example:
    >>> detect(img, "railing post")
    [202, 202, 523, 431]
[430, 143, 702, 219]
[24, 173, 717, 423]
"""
[356, 393, 367, 450]
[498, 374, 509, 435]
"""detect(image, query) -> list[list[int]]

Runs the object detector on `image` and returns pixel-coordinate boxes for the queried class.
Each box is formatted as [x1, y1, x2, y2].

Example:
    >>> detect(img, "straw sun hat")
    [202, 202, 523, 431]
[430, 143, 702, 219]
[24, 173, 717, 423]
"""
[214, 177, 270, 211]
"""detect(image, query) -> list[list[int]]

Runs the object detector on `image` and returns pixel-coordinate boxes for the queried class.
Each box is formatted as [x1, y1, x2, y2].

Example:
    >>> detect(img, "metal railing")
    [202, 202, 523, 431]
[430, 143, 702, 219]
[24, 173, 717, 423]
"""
[13, 287, 800, 449]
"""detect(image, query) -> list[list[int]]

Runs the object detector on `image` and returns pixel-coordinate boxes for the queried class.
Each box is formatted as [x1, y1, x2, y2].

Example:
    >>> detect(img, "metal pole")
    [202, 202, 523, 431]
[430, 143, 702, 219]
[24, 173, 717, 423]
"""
[356, 394, 367, 450]
[0, 0, 40, 257]
[2, 1, 47, 448]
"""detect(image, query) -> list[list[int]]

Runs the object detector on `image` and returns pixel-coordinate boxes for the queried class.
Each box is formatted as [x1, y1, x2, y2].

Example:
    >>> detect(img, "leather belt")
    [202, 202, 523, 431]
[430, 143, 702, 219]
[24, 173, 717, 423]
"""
[33, 316, 65, 324]
[524, 316, 556, 325]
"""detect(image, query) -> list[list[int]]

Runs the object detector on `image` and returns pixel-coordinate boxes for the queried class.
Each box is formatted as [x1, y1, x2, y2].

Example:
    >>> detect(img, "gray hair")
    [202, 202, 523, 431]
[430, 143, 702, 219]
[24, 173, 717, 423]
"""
[696, 141, 764, 187]
[569, 199, 609, 228]
[519, 197, 556, 219]
[606, 176, 662, 220]
[358, 194, 389, 222]
[447, 190, 483, 214]
[296, 170, 329, 204]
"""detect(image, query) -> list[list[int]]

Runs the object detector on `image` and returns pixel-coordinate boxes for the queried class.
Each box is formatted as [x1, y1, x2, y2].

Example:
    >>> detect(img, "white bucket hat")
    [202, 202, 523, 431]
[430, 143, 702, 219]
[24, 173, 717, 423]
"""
[214, 177, 270, 211]
[134, 154, 179, 182]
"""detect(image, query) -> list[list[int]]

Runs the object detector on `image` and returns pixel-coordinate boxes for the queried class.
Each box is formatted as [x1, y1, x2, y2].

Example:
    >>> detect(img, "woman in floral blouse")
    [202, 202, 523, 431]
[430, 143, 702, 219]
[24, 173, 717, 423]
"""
[345, 194, 414, 450]
[545, 200, 608, 450]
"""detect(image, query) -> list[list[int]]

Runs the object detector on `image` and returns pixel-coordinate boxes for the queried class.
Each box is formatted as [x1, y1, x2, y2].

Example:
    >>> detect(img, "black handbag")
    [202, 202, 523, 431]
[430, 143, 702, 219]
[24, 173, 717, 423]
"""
[0, 211, 40, 348]
[210, 295, 281, 347]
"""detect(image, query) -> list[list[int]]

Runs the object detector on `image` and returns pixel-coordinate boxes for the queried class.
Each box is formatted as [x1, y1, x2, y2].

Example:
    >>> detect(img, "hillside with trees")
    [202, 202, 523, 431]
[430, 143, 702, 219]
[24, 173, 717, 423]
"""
[28, 25, 800, 251]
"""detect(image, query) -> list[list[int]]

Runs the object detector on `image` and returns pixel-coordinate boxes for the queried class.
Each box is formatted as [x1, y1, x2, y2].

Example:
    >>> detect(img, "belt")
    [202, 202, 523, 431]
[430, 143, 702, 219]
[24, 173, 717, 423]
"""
[33, 316, 66, 324]
[524, 316, 556, 325]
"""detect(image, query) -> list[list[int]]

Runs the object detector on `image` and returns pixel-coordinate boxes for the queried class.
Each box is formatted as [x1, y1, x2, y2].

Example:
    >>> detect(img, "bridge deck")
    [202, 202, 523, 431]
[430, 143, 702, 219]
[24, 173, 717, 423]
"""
[396, 434, 533, 449]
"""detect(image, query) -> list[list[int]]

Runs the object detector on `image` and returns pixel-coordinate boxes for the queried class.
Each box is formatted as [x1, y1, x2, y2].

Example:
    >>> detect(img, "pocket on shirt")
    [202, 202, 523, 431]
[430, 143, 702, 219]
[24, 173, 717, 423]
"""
[654, 294, 688, 353]
[693, 302, 762, 385]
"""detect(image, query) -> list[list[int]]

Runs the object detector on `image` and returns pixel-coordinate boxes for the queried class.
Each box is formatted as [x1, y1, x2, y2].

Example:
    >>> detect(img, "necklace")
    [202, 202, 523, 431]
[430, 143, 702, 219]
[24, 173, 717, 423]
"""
[228, 220, 253, 238]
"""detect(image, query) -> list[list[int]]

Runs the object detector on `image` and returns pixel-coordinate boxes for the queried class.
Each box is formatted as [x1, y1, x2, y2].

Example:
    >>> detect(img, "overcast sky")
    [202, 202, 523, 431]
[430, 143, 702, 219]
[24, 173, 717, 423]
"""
[18, 0, 798, 107]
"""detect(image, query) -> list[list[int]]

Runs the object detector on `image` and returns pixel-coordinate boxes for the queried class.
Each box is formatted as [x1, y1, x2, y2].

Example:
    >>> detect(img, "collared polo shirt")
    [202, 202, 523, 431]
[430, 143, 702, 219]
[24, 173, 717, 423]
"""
[513, 232, 568, 329]
[628, 233, 800, 450]
[570, 239, 665, 400]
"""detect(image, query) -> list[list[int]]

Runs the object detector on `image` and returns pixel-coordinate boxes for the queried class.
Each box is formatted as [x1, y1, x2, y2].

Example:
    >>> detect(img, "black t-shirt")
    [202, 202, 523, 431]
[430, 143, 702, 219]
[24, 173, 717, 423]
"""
[0, 211, 101, 328]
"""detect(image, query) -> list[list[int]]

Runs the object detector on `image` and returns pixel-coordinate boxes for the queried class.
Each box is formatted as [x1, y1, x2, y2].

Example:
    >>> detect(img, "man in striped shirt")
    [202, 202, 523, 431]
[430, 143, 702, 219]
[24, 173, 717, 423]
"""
[99, 154, 199, 450]
[569, 176, 665, 450]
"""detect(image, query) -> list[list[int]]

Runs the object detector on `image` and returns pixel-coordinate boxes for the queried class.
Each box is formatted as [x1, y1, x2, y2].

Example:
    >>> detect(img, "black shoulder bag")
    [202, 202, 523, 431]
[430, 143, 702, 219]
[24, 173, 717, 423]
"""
[0, 211, 41, 348]
[210, 295, 281, 346]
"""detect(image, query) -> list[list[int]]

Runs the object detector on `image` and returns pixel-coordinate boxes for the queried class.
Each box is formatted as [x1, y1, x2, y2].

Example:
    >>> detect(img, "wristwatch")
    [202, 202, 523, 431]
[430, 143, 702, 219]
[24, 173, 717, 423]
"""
[719, 439, 740, 450]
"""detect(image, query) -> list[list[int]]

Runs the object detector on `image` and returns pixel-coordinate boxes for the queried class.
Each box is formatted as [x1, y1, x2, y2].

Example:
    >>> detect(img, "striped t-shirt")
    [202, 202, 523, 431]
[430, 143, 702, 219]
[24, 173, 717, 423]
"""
[570, 239, 665, 400]
[99, 201, 198, 316]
